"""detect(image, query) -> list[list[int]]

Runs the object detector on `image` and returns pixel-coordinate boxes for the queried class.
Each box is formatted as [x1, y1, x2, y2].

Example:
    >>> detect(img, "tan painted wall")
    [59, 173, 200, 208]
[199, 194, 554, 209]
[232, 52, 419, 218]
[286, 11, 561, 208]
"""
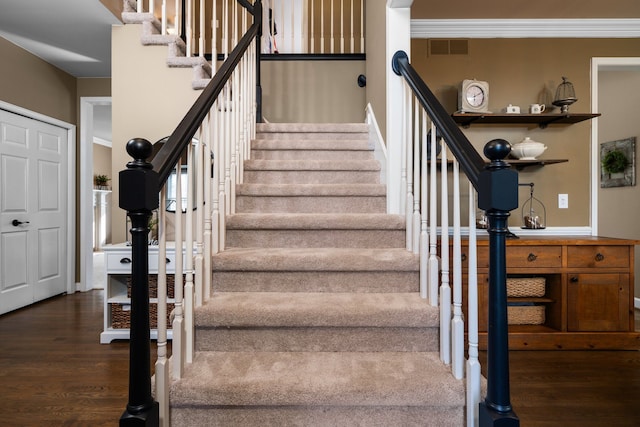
[261, 59, 366, 123]
[111, 24, 200, 243]
[412, 37, 640, 228]
[597, 70, 640, 297]
[0, 37, 76, 123]
[364, 0, 387, 138]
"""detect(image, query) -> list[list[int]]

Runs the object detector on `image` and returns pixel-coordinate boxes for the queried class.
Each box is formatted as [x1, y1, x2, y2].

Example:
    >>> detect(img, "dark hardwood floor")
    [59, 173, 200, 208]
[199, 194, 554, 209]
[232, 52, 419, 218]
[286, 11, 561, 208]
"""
[0, 291, 638, 426]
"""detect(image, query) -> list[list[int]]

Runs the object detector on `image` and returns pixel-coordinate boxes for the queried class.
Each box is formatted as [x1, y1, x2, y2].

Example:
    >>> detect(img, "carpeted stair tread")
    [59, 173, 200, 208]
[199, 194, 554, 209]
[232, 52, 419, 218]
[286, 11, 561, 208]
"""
[225, 213, 405, 230]
[244, 159, 381, 171]
[196, 292, 438, 328]
[170, 351, 464, 408]
[212, 247, 419, 271]
[236, 183, 386, 196]
[252, 139, 371, 150]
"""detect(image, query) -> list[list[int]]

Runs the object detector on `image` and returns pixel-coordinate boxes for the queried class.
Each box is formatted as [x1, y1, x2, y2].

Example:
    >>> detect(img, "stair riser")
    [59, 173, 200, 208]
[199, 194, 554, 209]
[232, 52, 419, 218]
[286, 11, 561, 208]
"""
[256, 132, 368, 141]
[196, 327, 439, 352]
[225, 229, 405, 248]
[243, 170, 380, 184]
[212, 271, 419, 293]
[235, 196, 386, 214]
[251, 149, 373, 161]
[171, 406, 463, 427]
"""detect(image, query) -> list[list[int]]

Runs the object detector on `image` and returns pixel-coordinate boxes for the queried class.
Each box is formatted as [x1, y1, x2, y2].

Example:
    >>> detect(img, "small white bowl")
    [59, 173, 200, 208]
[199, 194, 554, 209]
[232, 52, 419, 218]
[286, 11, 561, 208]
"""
[511, 137, 547, 160]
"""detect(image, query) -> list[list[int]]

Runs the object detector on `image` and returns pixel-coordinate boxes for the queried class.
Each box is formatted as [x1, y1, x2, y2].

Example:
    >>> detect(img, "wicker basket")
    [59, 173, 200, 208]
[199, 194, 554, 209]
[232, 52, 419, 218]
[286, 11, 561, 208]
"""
[507, 305, 545, 325]
[110, 303, 174, 329]
[506, 277, 546, 298]
[126, 274, 178, 299]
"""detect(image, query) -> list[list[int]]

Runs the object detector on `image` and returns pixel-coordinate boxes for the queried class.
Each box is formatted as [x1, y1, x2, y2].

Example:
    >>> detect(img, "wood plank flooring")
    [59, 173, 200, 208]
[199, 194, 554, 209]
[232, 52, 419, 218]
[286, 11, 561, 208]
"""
[0, 291, 638, 426]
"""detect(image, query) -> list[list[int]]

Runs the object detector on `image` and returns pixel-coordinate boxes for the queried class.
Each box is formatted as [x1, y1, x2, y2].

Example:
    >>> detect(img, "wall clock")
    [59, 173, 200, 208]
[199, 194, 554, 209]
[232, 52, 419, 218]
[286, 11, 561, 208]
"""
[458, 79, 490, 113]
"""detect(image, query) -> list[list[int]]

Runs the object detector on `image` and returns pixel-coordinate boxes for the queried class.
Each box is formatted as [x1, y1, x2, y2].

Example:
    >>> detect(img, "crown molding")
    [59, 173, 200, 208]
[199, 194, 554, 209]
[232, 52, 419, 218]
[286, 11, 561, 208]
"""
[411, 18, 640, 39]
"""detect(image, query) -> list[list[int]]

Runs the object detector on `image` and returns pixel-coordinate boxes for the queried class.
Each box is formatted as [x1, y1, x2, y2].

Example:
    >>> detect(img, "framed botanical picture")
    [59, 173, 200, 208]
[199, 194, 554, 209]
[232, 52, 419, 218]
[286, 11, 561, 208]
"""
[600, 137, 636, 188]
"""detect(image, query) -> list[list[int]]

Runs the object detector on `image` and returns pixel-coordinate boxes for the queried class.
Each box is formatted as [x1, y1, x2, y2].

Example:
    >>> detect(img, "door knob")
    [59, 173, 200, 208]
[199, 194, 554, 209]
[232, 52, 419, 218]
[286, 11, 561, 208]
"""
[12, 219, 30, 226]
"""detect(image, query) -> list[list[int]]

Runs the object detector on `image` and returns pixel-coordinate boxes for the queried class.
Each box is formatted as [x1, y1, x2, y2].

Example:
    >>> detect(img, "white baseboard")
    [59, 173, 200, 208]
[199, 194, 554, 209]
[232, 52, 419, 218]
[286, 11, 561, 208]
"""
[635, 297, 640, 310]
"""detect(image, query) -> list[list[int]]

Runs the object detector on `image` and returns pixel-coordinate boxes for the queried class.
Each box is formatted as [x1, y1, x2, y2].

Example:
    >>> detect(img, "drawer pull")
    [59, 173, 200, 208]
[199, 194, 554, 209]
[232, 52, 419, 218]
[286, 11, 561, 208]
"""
[570, 276, 578, 283]
[527, 253, 538, 262]
[120, 257, 132, 264]
[595, 253, 605, 262]
[166, 258, 171, 264]
[461, 253, 467, 262]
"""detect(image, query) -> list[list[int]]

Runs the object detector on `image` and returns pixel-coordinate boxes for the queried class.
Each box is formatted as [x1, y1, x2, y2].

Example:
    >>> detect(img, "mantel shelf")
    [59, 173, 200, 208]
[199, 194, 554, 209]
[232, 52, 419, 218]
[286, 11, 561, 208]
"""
[452, 112, 600, 128]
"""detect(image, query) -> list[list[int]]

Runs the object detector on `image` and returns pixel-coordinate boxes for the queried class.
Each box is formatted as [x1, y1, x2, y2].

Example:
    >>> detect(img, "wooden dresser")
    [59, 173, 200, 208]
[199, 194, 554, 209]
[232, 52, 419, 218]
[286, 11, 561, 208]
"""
[461, 236, 640, 350]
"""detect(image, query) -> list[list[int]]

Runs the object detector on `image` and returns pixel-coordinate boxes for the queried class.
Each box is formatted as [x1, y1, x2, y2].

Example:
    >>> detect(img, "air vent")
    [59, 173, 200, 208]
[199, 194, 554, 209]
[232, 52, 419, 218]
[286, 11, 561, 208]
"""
[429, 39, 469, 56]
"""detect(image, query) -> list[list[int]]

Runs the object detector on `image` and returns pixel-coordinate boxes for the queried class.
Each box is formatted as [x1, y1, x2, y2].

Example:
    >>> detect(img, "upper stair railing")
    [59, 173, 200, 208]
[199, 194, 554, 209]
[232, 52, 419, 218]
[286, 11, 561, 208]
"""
[133, 0, 364, 60]
[118, 1, 261, 425]
[389, 51, 521, 427]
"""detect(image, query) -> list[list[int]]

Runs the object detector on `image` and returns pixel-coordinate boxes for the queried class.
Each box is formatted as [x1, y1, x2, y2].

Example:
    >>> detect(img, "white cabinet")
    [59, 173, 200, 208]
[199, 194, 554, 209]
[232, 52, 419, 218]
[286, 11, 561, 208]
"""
[100, 243, 183, 344]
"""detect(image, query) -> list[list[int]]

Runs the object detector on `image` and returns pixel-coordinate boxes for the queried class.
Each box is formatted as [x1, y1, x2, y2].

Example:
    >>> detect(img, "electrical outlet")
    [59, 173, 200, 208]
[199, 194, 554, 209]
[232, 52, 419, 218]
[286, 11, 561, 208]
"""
[558, 194, 568, 209]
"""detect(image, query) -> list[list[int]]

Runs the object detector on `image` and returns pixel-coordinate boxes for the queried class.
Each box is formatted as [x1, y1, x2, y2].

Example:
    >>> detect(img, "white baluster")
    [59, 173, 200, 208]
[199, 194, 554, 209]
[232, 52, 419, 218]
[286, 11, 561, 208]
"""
[137, 0, 143, 13]
[428, 123, 439, 307]
[161, 0, 167, 35]
[156, 186, 169, 426]
[195, 130, 204, 308]
[320, 0, 324, 54]
[218, 92, 227, 249]
[212, 0, 218, 72]
[224, 82, 232, 215]
[419, 110, 429, 299]
[412, 98, 421, 254]
[172, 159, 185, 379]
[330, 0, 334, 53]
[222, 0, 228, 57]
[405, 89, 413, 250]
[440, 141, 451, 365]
[186, 0, 193, 57]
[185, 142, 195, 363]
[199, 0, 205, 56]
[400, 84, 408, 219]
[211, 102, 221, 255]
[203, 115, 213, 301]
[359, 0, 363, 53]
[340, 0, 344, 53]
[310, 0, 315, 53]
[466, 185, 481, 427]
[349, 0, 354, 54]
[149, 0, 155, 14]
[451, 159, 464, 379]
[174, 0, 181, 38]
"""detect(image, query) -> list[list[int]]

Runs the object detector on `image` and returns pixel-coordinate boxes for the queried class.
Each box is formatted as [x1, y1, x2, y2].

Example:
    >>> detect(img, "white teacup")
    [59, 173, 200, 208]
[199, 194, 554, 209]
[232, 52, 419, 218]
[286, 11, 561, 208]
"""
[530, 103, 546, 114]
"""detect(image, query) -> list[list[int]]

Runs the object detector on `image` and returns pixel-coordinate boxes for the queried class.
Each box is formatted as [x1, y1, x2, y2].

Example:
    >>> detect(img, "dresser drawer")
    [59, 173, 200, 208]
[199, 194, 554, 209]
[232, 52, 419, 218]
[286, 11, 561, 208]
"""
[105, 250, 177, 274]
[567, 246, 630, 269]
[506, 246, 562, 268]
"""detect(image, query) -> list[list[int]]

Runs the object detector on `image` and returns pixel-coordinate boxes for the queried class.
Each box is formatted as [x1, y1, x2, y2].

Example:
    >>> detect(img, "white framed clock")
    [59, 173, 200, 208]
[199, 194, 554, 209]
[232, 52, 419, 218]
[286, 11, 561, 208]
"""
[458, 79, 490, 113]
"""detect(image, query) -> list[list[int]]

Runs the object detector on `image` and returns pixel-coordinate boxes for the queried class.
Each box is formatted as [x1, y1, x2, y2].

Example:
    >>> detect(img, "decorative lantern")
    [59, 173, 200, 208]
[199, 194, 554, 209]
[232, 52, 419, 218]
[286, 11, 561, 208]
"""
[521, 183, 546, 229]
[552, 76, 577, 113]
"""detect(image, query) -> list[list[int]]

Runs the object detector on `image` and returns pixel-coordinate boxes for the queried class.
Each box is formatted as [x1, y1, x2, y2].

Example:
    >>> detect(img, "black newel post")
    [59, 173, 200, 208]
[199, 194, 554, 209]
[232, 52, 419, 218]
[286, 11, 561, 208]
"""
[477, 139, 520, 427]
[254, 0, 263, 122]
[119, 138, 160, 427]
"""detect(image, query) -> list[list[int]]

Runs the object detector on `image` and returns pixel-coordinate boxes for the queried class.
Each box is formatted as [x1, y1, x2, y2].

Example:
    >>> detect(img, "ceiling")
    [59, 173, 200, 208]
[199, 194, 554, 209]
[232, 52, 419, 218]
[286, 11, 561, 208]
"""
[0, 0, 121, 78]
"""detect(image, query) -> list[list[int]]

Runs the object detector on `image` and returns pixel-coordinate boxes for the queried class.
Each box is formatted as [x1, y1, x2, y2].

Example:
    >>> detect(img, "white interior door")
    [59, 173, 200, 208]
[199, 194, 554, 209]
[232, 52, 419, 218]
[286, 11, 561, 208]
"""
[0, 108, 68, 314]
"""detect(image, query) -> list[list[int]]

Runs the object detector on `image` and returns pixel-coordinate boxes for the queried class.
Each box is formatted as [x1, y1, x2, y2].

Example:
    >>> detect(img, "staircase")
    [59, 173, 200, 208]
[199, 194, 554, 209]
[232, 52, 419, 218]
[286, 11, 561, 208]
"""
[169, 123, 465, 426]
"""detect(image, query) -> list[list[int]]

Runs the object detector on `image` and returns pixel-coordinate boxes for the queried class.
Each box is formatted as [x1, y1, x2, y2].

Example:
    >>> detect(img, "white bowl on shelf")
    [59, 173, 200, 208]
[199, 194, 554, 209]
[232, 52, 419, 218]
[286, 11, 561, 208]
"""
[511, 137, 547, 160]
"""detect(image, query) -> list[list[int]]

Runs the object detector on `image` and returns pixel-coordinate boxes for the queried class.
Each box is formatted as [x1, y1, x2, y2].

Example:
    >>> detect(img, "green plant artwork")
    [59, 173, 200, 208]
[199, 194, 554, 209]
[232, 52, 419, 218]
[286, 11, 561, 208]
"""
[600, 137, 636, 188]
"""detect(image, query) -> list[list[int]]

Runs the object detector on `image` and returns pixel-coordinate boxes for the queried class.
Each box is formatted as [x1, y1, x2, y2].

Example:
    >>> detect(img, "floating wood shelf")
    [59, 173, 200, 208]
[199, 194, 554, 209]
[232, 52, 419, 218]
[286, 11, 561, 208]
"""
[505, 159, 568, 170]
[452, 112, 600, 128]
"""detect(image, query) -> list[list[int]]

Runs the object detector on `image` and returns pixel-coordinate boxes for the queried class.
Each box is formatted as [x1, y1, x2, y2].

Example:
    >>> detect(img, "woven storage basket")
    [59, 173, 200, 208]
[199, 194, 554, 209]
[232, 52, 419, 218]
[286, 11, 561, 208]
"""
[111, 303, 175, 329]
[127, 274, 177, 299]
[507, 305, 545, 325]
[506, 277, 545, 298]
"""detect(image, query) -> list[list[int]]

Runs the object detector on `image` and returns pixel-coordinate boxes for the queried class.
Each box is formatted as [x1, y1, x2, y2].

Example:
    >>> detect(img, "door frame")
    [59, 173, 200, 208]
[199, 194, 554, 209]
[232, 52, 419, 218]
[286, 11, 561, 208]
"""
[0, 100, 76, 296]
[79, 97, 112, 292]
[590, 57, 640, 310]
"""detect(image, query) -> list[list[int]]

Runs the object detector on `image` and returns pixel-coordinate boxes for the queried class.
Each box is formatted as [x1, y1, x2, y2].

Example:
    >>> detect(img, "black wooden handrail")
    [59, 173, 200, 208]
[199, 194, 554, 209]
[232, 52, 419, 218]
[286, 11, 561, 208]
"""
[392, 50, 520, 427]
[392, 50, 486, 188]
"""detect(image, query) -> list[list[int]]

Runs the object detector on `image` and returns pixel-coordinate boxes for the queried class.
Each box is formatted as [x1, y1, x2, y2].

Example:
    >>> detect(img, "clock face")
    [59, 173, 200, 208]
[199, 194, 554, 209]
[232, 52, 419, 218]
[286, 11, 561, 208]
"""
[466, 85, 485, 107]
